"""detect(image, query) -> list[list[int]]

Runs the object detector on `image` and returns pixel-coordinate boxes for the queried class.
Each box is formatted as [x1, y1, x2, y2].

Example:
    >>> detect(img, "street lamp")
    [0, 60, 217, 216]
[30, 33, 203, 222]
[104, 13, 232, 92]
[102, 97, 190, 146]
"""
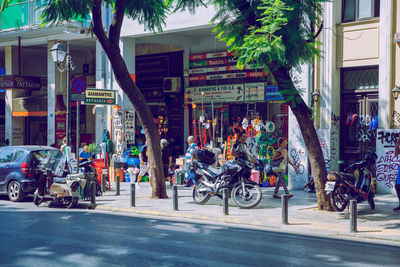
[311, 90, 321, 104]
[392, 86, 400, 101]
[50, 41, 74, 146]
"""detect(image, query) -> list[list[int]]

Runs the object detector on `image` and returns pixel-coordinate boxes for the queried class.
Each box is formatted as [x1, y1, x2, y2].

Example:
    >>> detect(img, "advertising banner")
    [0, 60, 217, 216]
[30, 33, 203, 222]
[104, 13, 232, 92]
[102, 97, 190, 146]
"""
[244, 83, 265, 102]
[186, 84, 244, 103]
[265, 86, 284, 101]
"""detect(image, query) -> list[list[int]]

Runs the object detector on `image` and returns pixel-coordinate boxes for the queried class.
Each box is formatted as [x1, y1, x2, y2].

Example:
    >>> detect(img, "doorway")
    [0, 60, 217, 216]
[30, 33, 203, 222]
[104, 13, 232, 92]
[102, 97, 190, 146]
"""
[340, 66, 379, 163]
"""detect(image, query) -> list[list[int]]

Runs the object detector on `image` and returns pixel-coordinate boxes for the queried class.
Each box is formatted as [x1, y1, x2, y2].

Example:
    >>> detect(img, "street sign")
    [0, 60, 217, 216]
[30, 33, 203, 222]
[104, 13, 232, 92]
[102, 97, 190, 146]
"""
[84, 89, 116, 105]
[71, 93, 86, 101]
[71, 76, 87, 94]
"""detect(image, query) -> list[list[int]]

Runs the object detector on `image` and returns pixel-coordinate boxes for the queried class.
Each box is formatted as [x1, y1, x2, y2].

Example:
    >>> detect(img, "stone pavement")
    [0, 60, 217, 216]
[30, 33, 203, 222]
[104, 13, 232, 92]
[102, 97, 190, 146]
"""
[90, 182, 400, 246]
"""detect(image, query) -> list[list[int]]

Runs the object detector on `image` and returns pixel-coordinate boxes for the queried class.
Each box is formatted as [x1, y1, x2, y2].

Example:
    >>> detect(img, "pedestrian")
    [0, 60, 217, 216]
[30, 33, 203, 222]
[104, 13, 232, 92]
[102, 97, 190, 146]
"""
[136, 140, 150, 188]
[185, 136, 198, 187]
[271, 138, 297, 199]
[393, 138, 400, 211]
[161, 139, 173, 185]
[60, 137, 67, 154]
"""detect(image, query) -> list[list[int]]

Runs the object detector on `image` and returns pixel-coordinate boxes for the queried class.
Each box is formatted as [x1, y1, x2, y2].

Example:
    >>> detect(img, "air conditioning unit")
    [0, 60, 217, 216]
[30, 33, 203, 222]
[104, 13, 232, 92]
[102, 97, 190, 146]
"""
[163, 77, 181, 93]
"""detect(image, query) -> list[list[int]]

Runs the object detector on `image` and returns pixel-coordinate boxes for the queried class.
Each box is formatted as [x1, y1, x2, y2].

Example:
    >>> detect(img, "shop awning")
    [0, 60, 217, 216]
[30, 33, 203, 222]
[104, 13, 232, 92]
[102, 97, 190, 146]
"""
[12, 95, 47, 117]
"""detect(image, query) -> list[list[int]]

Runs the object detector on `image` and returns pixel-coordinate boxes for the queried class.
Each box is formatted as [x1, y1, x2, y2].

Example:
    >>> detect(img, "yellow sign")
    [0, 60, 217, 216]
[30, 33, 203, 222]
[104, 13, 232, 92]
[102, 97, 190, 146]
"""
[84, 89, 116, 105]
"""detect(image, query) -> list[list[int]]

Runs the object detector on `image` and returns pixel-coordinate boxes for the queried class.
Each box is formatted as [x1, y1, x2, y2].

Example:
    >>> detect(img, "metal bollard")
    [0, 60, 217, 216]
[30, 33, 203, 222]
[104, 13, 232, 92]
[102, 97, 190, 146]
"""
[101, 174, 105, 193]
[222, 188, 229, 215]
[116, 175, 120, 196]
[90, 181, 96, 205]
[172, 185, 178, 211]
[282, 194, 288, 225]
[350, 199, 357, 232]
[130, 183, 135, 207]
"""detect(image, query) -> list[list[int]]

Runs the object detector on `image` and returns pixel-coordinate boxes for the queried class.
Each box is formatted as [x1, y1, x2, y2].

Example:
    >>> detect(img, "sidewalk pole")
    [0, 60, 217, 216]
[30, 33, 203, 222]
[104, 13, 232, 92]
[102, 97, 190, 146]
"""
[130, 183, 135, 207]
[282, 194, 288, 225]
[101, 174, 105, 193]
[222, 188, 229, 215]
[90, 181, 96, 205]
[116, 174, 120, 196]
[172, 185, 178, 211]
[350, 199, 357, 232]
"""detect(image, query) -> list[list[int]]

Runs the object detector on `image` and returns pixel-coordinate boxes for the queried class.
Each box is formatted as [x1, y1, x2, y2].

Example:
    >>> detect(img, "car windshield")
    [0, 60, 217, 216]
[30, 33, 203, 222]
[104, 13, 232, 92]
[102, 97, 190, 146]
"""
[31, 149, 66, 175]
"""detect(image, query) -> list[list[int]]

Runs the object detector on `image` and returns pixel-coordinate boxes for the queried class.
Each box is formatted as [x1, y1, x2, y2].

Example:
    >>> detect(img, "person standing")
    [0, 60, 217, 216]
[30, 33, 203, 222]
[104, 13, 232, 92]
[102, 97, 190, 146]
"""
[185, 136, 198, 187]
[272, 138, 297, 199]
[161, 139, 172, 185]
[393, 138, 400, 211]
[231, 131, 255, 161]
[60, 137, 67, 154]
[136, 140, 150, 188]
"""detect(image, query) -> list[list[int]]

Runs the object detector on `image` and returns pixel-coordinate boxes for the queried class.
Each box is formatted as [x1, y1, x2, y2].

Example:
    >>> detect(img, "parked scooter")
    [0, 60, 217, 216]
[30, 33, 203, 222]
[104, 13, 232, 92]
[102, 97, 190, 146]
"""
[325, 152, 378, 211]
[192, 149, 262, 209]
[33, 151, 86, 208]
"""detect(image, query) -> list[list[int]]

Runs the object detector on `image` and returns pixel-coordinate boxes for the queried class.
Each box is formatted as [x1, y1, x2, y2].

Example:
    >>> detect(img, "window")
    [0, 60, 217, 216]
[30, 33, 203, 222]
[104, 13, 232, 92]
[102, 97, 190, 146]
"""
[342, 0, 380, 22]
[0, 149, 14, 163]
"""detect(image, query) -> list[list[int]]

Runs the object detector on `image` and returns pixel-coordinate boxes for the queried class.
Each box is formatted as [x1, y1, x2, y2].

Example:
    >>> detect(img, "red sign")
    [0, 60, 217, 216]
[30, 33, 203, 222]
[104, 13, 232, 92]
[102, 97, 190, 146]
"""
[71, 77, 87, 94]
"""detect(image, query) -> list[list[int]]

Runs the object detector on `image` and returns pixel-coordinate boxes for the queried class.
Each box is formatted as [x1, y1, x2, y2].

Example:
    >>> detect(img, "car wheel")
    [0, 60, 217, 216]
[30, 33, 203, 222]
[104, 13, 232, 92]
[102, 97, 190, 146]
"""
[8, 181, 26, 202]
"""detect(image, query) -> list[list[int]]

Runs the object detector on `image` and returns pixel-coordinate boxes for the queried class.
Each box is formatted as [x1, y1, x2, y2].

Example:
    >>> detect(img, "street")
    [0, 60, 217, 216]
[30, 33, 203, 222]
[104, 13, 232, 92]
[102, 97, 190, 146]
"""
[1, 198, 400, 266]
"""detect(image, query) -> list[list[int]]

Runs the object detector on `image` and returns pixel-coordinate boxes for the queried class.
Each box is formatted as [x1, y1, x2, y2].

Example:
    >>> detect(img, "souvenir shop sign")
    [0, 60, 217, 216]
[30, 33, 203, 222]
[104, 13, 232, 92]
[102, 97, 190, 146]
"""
[245, 83, 265, 102]
[186, 84, 244, 103]
[265, 86, 284, 101]
[84, 89, 116, 105]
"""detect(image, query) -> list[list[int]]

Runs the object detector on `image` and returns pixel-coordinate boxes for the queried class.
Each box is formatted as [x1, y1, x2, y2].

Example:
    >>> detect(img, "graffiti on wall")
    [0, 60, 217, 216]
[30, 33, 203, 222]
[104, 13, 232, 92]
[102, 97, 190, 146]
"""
[317, 129, 331, 171]
[392, 111, 400, 126]
[346, 113, 377, 144]
[290, 148, 305, 175]
[330, 113, 339, 163]
[376, 129, 400, 193]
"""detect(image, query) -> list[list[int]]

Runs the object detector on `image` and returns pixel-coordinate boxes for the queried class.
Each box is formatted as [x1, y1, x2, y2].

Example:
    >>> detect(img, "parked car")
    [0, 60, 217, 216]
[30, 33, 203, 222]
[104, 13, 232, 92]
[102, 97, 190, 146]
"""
[0, 146, 62, 202]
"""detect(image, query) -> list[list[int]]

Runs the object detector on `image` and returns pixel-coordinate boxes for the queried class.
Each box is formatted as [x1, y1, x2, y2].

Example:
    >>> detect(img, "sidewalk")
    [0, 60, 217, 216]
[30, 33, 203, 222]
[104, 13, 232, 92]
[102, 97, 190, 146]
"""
[90, 182, 400, 246]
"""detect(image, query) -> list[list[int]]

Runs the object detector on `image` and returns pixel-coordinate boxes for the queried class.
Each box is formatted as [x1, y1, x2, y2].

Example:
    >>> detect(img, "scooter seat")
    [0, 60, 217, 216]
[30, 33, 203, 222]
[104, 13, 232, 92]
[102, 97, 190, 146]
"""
[53, 177, 67, 184]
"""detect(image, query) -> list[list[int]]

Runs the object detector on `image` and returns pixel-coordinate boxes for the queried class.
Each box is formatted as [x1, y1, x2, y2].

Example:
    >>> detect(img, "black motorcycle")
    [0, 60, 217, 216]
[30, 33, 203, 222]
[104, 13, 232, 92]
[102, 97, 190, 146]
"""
[325, 152, 377, 211]
[192, 149, 262, 209]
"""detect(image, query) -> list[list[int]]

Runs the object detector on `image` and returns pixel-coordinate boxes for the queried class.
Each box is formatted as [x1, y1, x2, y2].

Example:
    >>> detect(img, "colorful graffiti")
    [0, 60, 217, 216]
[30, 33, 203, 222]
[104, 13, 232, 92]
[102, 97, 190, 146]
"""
[376, 129, 400, 193]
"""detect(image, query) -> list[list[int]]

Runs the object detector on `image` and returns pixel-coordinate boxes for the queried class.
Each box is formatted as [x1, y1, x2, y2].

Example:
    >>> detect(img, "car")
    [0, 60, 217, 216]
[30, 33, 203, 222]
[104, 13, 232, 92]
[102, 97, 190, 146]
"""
[0, 146, 62, 202]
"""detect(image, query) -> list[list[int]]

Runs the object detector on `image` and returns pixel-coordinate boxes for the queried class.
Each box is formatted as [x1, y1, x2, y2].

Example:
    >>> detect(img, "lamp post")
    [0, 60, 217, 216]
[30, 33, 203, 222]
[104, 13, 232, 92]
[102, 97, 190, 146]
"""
[392, 86, 400, 101]
[50, 41, 73, 146]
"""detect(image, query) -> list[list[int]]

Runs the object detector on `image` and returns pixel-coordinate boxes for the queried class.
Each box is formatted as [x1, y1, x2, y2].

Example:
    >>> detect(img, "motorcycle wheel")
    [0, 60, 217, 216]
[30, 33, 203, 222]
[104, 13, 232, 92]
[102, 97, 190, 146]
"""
[33, 195, 42, 207]
[63, 197, 75, 209]
[330, 185, 349, 212]
[192, 180, 211, 205]
[367, 192, 375, 209]
[231, 183, 262, 209]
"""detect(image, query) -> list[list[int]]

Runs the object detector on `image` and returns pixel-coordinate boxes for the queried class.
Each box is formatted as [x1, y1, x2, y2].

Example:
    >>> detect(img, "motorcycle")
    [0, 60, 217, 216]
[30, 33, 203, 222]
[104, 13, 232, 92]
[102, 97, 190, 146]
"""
[324, 152, 378, 212]
[33, 151, 87, 208]
[192, 149, 262, 209]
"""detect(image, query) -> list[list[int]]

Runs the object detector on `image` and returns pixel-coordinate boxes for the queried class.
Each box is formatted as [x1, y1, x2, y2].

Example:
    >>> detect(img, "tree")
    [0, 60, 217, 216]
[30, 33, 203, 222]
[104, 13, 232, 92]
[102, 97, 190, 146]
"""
[39, 0, 191, 198]
[210, 0, 331, 210]
[0, 0, 12, 30]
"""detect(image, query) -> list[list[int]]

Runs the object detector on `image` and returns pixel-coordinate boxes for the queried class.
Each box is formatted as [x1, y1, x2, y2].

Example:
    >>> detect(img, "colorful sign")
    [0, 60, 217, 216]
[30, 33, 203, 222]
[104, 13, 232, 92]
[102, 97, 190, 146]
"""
[71, 76, 87, 94]
[84, 89, 116, 105]
[265, 86, 284, 101]
[189, 72, 267, 82]
[245, 83, 265, 102]
[186, 84, 244, 103]
[0, 75, 41, 90]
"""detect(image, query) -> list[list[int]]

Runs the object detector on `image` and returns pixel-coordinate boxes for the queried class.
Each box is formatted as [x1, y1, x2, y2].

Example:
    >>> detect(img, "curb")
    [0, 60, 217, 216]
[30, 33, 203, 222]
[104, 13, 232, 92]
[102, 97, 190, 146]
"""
[91, 204, 400, 247]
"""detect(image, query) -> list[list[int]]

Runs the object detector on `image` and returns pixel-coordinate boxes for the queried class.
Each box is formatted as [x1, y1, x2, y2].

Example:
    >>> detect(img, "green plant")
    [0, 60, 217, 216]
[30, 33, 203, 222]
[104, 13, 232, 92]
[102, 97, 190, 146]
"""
[88, 143, 98, 154]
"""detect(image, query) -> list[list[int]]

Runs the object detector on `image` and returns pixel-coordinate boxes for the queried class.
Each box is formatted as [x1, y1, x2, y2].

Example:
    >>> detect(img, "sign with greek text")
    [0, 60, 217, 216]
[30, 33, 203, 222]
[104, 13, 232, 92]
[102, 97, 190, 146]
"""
[244, 83, 265, 102]
[376, 129, 400, 194]
[84, 89, 116, 105]
[0, 75, 41, 90]
[186, 84, 244, 103]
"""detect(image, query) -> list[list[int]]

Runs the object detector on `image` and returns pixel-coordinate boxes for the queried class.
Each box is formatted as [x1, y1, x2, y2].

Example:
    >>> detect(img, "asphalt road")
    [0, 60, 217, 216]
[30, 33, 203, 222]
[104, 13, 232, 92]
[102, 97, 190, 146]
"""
[1, 197, 400, 266]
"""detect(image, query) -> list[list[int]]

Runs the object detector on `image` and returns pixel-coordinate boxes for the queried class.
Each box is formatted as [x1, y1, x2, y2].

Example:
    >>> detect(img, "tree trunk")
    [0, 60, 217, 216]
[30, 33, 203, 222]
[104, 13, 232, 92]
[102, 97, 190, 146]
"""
[100, 43, 167, 199]
[273, 66, 332, 210]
